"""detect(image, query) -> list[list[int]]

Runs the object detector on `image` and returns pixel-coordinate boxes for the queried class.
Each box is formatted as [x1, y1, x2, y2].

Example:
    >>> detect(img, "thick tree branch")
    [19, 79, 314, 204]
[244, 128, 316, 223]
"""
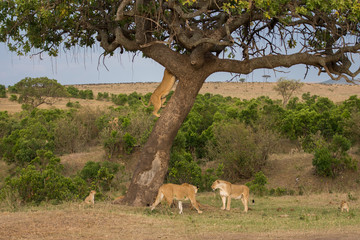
[213, 43, 360, 81]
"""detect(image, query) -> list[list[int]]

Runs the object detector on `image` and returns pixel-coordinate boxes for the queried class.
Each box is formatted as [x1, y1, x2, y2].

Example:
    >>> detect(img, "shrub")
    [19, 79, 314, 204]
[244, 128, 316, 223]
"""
[66, 86, 80, 98]
[9, 94, 17, 101]
[79, 89, 93, 99]
[207, 120, 277, 180]
[103, 130, 123, 158]
[0, 111, 15, 139]
[123, 132, 136, 154]
[0, 122, 54, 166]
[7, 85, 17, 93]
[78, 161, 120, 191]
[167, 151, 203, 188]
[97, 92, 110, 101]
[344, 112, 360, 145]
[101, 111, 154, 157]
[201, 164, 224, 191]
[1, 150, 87, 204]
[111, 93, 127, 105]
[53, 107, 102, 154]
[0, 84, 6, 98]
[246, 171, 268, 196]
[66, 101, 81, 108]
[312, 134, 357, 178]
[167, 150, 223, 191]
[128, 92, 142, 106]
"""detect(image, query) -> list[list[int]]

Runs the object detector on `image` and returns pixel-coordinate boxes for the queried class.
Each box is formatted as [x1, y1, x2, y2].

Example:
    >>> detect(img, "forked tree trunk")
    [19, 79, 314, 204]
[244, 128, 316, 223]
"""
[123, 71, 207, 206]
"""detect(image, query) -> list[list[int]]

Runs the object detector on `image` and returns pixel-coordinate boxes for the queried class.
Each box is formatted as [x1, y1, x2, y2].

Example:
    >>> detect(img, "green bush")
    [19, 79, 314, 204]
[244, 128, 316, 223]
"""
[207, 121, 277, 180]
[0, 111, 15, 139]
[66, 86, 80, 98]
[128, 92, 142, 106]
[167, 150, 223, 191]
[201, 164, 224, 191]
[7, 85, 17, 93]
[101, 111, 154, 158]
[246, 171, 268, 196]
[66, 101, 81, 108]
[0, 122, 54, 166]
[0, 84, 6, 98]
[79, 161, 120, 191]
[312, 134, 357, 178]
[123, 132, 136, 154]
[167, 151, 203, 188]
[97, 92, 110, 101]
[1, 150, 87, 204]
[111, 93, 127, 105]
[79, 89, 93, 99]
[9, 94, 18, 101]
[103, 130, 122, 158]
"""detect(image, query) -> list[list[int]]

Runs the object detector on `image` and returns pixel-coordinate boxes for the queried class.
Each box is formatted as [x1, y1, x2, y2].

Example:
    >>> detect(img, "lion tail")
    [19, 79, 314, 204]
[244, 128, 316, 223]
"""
[139, 97, 151, 108]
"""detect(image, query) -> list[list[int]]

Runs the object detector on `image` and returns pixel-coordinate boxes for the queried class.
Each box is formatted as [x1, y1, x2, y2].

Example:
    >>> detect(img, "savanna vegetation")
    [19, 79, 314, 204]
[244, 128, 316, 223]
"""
[1, 78, 359, 211]
[3, 0, 360, 206]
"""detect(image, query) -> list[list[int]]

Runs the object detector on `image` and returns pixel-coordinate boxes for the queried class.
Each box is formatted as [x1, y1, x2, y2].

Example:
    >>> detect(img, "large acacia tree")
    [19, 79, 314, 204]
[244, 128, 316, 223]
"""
[1, 0, 360, 206]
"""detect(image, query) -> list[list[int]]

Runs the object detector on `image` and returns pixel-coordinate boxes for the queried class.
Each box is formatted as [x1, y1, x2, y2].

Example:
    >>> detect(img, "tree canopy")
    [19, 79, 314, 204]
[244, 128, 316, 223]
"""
[14, 77, 68, 108]
[1, 0, 360, 82]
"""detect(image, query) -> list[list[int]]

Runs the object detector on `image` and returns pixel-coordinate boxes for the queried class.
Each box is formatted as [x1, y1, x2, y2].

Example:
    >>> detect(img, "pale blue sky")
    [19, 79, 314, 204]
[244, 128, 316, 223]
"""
[0, 43, 330, 87]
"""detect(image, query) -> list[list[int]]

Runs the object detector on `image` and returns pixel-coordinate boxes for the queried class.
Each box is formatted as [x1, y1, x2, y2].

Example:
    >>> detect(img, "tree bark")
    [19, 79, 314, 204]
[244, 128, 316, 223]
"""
[122, 70, 207, 206]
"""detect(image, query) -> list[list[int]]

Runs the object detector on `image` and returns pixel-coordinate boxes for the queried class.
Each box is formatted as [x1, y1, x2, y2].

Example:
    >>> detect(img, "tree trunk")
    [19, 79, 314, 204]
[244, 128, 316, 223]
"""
[123, 71, 207, 206]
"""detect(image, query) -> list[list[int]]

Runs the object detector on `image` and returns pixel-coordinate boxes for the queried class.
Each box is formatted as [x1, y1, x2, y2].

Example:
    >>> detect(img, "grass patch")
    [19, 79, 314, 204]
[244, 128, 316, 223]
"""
[144, 192, 360, 234]
[1, 192, 359, 237]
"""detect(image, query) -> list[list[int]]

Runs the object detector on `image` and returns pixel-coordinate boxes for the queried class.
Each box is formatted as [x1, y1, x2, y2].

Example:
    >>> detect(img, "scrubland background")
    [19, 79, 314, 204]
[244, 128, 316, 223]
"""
[0, 81, 360, 239]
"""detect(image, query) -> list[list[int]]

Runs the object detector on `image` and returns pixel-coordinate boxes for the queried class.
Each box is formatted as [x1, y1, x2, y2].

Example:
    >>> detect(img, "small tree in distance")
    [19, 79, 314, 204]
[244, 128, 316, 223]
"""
[274, 78, 304, 107]
[14, 77, 68, 108]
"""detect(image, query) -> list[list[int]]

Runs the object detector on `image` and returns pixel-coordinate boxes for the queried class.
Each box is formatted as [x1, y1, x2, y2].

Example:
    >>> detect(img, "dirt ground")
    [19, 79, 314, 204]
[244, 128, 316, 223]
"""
[1, 203, 359, 240]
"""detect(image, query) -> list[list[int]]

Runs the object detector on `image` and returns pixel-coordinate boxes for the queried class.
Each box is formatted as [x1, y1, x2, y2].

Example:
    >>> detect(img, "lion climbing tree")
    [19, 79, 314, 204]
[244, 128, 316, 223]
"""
[1, 0, 360, 206]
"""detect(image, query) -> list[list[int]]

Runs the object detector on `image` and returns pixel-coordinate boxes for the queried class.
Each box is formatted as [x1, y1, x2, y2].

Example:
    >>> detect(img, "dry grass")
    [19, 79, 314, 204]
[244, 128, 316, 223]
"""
[1, 82, 360, 114]
[262, 151, 360, 194]
[60, 146, 106, 177]
[0, 192, 359, 240]
[75, 82, 360, 103]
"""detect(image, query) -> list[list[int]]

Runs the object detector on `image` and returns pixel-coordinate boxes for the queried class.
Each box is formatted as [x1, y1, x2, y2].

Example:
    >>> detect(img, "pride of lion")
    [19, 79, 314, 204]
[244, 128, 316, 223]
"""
[142, 68, 176, 117]
[150, 180, 251, 214]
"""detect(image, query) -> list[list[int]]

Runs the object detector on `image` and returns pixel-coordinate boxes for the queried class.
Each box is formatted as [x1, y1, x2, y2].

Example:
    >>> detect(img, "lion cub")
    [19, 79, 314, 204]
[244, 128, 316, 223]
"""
[84, 190, 96, 206]
[151, 183, 202, 214]
[142, 69, 176, 117]
[340, 200, 349, 212]
[211, 179, 249, 212]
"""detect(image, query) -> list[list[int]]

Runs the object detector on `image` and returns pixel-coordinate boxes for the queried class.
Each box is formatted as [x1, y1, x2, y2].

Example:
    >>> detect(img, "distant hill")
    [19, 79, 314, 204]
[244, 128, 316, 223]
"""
[320, 78, 359, 85]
